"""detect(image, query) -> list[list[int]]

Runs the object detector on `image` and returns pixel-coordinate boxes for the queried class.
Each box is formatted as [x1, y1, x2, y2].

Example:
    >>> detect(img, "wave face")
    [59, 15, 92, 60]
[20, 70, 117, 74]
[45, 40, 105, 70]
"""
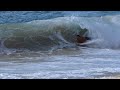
[0, 17, 85, 51]
[0, 11, 120, 53]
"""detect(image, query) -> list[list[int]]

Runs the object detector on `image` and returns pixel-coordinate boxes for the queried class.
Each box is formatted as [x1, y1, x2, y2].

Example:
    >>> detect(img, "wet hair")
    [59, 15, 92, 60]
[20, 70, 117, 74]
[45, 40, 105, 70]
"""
[76, 35, 80, 37]
[76, 35, 91, 40]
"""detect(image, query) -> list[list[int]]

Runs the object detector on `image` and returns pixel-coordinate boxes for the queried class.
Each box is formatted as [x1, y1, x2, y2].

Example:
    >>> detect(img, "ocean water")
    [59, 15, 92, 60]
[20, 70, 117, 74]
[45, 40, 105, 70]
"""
[0, 11, 120, 79]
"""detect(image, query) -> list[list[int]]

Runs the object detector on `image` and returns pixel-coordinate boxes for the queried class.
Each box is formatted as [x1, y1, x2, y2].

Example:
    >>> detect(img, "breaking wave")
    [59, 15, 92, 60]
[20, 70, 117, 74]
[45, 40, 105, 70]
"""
[0, 17, 87, 53]
[1, 14, 120, 54]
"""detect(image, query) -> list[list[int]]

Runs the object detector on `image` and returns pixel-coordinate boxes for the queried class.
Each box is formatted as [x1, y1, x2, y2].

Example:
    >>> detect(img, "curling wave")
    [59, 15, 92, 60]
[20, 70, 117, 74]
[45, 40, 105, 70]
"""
[0, 17, 88, 51]
[1, 14, 120, 53]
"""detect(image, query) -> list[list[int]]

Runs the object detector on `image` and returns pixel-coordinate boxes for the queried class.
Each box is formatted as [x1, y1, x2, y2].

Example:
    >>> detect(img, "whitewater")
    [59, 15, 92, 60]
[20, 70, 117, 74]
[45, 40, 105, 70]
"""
[0, 11, 120, 79]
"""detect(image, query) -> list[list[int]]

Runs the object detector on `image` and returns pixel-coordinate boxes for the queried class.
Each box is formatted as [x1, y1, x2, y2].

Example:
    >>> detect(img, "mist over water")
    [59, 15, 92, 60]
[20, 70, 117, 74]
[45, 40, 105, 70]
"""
[0, 11, 120, 79]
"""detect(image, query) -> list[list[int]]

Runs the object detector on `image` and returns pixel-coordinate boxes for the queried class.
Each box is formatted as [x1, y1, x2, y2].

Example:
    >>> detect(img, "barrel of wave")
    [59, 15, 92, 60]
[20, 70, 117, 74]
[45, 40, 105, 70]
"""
[0, 18, 90, 50]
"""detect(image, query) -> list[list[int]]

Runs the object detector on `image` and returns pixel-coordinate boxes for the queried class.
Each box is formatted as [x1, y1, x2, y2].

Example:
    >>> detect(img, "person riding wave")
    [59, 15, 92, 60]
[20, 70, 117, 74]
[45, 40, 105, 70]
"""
[76, 28, 91, 44]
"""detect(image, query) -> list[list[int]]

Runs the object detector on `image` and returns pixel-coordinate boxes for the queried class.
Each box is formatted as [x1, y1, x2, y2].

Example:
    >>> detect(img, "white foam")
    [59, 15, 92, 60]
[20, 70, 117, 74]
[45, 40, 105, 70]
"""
[72, 15, 120, 49]
[0, 48, 120, 79]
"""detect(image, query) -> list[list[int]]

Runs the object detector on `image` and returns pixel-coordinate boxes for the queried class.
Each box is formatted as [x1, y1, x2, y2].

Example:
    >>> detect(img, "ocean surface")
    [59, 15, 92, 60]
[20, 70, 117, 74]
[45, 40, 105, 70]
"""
[0, 11, 120, 79]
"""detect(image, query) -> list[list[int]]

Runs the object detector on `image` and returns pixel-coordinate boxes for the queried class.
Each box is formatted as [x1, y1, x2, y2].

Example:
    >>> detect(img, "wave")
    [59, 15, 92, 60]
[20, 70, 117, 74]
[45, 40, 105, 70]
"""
[1, 15, 120, 54]
[76, 15, 120, 49]
[0, 17, 88, 52]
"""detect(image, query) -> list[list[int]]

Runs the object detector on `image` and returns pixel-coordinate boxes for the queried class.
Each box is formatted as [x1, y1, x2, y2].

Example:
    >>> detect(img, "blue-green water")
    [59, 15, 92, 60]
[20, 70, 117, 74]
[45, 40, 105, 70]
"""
[0, 11, 120, 24]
